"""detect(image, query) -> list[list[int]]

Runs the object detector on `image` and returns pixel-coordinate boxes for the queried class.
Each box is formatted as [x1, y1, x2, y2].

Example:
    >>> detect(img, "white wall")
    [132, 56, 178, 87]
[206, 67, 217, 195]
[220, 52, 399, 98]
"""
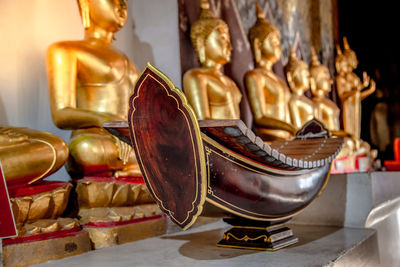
[0, 0, 181, 181]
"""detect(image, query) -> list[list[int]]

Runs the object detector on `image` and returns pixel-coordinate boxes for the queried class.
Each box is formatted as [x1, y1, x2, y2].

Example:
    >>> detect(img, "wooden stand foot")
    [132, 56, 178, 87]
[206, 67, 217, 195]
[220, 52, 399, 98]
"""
[217, 218, 298, 251]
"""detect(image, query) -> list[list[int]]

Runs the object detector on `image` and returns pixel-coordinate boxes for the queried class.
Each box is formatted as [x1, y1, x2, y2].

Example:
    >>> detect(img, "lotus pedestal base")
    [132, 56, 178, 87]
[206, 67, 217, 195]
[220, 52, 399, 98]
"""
[83, 215, 166, 249]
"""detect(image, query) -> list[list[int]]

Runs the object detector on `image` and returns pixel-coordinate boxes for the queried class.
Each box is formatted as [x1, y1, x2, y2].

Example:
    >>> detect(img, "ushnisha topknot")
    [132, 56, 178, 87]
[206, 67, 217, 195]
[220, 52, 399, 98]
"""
[310, 46, 322, 77]
[310, 46, 320, 68]
[342, 36, 357, 67]
[343, 36, 350, 51]
[309, 46, 331, 87]
[190, 0, 229, 61]
[286, 45, 306, 75]
[248, 1, 279, 48]
[336, 44, 342, 55]
[335, 44, 347, 72]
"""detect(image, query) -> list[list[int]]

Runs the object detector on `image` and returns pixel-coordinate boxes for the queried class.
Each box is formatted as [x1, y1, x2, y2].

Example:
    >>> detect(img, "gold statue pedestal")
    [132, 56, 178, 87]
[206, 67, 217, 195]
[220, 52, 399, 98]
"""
[2, 181, 91, 267]
[75, 176, 166, 249]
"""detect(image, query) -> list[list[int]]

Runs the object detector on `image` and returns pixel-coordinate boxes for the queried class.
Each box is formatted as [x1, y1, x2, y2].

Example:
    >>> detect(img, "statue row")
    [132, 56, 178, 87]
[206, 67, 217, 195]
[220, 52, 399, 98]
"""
[184, 0, 375, 160]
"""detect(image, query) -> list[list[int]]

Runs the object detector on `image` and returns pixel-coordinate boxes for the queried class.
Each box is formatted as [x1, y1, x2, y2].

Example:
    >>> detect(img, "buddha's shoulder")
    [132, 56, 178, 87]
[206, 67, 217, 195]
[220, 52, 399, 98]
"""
[183, 68, 211, 82]
[47, 40, 94, 55]
[184, 68, 208, 76]
[245, 68, 278, 80]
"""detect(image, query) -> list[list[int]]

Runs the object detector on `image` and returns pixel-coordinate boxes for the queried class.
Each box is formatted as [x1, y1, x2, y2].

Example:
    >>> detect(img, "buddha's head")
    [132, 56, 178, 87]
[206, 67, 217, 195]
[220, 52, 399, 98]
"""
[248, 2, 281, 65]
[286, 46, 310, 94]
[77, 0, 128, 34]
[190, 0, 231, 66]
[343, 37, 358, 71]
[310, 47, 332, 96]
[335, 44, 349, 74]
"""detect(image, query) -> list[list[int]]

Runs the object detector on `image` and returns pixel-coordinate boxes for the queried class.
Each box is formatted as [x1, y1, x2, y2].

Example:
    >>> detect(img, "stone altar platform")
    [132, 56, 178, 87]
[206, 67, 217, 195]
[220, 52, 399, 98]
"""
[292, 171, 400, 266]
[32, 220, 378, 267]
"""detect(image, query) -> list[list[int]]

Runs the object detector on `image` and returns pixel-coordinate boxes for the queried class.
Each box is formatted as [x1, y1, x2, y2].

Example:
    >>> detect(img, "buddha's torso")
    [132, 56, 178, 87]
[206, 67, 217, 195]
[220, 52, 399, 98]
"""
[347, 72, 362, 90]
[337, 73, 360, 137]
[251, 68, 291, 123]
[184, 68, 242, 120]
[289, 94, 314, 129]
[312, 97, 340, 131]
[59, 40, 138, 120]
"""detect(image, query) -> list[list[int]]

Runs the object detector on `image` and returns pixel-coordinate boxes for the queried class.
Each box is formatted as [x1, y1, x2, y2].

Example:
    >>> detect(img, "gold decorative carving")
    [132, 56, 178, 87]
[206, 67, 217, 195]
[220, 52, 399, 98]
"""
[76, 180, 154, 209]
[10, 183, 72, 225]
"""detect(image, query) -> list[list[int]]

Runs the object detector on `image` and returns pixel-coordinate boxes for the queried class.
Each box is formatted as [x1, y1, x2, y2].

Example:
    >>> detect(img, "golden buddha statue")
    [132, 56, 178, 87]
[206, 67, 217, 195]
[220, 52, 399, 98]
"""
[341, 37, 376, 142]
[285, 46, 315, 130]
[46, 0, 140, 178]
[46, 0, 164, 248]
[309, 47, 340, 132]
[183, 0, 242, 120]
[336, 39, 375, 156]
[245, 3, 295, 141]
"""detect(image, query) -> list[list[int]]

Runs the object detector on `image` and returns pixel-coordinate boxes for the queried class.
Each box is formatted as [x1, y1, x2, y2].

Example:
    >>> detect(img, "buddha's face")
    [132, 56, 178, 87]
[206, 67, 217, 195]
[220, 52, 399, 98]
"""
[89, 0, 128, 32]
[314, 67, 332, 93]
[345, 50, 358, 70]
[292, 63, 310, 90]
[336, 57, 349, 74]
[261, 31, 281, 63]
[204, 25, 232, 65]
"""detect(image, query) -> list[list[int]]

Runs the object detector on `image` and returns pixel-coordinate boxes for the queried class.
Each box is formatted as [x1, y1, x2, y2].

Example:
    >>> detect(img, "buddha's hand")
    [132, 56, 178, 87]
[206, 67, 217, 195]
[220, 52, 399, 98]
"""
[362, 72, 370, 88]
[112, 136, 131, 165]
[369, 79, 376, 92]
[0, 128, 29, 146]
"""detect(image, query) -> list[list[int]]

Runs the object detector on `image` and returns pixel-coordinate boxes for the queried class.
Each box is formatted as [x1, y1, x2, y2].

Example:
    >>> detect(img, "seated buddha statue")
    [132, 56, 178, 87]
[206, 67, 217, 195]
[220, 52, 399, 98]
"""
[309, 47, 340, 132]
[245, 3, 296, 141]
[46, 0, 163, 248]
[46, 0, 140, 178]
[183, 0, 242, 120]
[285, 46, 315, 130]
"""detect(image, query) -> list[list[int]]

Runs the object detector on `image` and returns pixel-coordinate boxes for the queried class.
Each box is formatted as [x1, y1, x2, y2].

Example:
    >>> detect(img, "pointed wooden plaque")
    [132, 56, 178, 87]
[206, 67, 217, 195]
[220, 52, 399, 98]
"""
[128, 63, 206, 230]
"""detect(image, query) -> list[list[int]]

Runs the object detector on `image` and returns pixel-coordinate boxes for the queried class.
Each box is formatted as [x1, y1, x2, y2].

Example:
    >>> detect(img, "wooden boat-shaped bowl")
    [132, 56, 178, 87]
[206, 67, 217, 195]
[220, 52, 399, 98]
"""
[104, 64, 343, 249]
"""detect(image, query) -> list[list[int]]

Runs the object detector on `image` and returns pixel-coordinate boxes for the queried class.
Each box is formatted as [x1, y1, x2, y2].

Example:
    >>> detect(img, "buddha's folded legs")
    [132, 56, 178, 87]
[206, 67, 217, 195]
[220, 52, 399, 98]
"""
[0, 127, 68, 185]
[67, 127, 141, 177]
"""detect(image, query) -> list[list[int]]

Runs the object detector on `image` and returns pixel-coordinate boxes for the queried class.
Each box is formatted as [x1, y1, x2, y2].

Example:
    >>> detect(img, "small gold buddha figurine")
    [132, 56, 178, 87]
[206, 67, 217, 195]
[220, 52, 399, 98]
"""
[340, 37, 376, 140]
[46, 0, 140, 178]
[183, 0, 242, 120]
[285, 46, 315, 130]
[309, 47, 340, 132]
[245, 3, 295, 141]
[336, 38, 375, 156]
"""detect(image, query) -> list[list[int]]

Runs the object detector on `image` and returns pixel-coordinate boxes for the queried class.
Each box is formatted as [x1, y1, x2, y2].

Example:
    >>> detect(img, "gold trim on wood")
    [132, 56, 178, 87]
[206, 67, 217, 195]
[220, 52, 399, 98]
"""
[224, 233, 271, 243]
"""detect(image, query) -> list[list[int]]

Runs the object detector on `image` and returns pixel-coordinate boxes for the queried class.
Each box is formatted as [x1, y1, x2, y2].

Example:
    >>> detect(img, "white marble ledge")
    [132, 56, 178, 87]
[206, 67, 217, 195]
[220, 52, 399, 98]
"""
[34, 220, 378, 267]
[292, 171, 400, 228]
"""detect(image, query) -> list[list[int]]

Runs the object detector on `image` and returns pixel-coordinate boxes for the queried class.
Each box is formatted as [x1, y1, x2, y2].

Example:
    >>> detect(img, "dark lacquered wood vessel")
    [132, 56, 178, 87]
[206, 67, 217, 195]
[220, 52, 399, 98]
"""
[104, 63, 343, 231]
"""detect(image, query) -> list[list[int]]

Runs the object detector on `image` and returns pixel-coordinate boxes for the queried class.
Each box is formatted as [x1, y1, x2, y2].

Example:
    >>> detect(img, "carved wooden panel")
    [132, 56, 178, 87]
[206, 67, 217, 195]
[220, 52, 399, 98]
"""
[128, 64, 206, 230]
